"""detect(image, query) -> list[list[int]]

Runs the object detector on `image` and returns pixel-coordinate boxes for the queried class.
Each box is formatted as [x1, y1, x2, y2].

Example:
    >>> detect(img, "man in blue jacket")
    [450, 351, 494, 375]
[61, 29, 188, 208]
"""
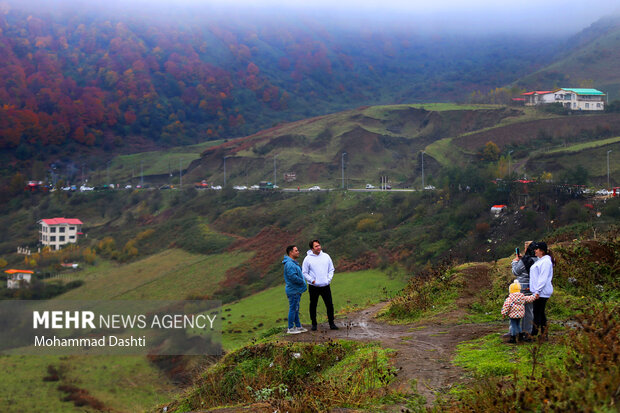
[282, 245, 308, 334]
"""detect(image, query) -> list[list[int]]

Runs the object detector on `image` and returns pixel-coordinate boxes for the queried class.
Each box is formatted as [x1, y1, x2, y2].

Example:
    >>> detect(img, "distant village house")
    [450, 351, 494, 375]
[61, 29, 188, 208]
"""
[490, 204, 507, 215]
[39, 218, 83, 250]
[6, 269, 33, 289]
[521, 88, 605, 111]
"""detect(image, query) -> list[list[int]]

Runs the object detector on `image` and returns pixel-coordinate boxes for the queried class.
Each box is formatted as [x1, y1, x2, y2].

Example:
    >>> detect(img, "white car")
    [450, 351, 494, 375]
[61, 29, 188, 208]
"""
[233, 185, 248, 190]
[308, 186, 321, 191]
[366, 184, 375, 189]
[125, 184, 132, 189]
[80, 185, 94, 191]
[249, 185, 259, 190]
[211, 185, 222, 190]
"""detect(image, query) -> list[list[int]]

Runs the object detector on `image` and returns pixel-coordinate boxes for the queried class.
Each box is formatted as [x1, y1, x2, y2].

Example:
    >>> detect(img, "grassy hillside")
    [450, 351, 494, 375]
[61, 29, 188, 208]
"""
[0, 354, 176, 412]
[183, 104, 525, 187]
[515, 15, 620, 98]
[93, 103, 620, 189]
[526, 138, 620, 179]
[55, 249, 252, 300]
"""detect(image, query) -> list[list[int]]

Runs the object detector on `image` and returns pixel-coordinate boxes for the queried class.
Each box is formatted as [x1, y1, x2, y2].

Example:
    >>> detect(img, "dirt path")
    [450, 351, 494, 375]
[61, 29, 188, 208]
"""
[286, 263, 503, 406]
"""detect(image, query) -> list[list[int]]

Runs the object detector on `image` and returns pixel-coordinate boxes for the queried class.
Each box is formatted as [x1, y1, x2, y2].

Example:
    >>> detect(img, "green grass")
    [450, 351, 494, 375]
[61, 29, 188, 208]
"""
[108, 140, 224, 181]
[453, 333, 568, 378]
[546, 136, 620, 153]
[58, 355, 176, 412]
[424, 137, 461, 167]
[361, 104, 500, 118]
[221, 268, 407, 350]
[0, 355, 81, 412]
[55, 249, 253, 300]
[0, 354, 175, 412]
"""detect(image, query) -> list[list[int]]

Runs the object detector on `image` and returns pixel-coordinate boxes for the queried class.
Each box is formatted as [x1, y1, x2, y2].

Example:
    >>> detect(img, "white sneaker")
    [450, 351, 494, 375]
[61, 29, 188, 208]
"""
[287, 328, 301, 334]
[295, 326, 308, 333]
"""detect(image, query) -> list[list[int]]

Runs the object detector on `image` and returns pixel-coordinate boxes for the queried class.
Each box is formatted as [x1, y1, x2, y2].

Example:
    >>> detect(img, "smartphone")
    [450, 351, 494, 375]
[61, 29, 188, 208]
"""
[515, 247, 520, 256]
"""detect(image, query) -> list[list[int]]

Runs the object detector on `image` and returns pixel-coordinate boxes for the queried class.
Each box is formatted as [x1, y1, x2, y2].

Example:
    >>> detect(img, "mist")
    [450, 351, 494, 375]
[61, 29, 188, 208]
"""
[4, 0, 620, 35]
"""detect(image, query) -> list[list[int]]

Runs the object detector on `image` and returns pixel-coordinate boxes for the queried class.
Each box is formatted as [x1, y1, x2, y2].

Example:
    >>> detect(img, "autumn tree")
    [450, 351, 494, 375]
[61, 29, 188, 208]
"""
[481, 141, 500, 162]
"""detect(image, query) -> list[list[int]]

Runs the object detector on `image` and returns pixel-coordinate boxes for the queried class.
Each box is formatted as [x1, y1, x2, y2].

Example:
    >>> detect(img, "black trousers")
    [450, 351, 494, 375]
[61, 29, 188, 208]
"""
[532, 297, 549, 336]
[308, 284, 334, 325]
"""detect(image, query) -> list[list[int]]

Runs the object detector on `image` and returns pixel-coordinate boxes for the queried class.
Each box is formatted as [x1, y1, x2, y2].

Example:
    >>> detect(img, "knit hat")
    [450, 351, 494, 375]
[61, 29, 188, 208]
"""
[509, 280, 521, 294]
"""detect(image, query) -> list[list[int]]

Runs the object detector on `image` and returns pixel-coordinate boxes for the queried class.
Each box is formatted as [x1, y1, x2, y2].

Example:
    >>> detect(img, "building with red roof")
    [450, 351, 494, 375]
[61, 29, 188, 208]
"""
[38, 218, 83, 250]
[5, 269, 34, 289]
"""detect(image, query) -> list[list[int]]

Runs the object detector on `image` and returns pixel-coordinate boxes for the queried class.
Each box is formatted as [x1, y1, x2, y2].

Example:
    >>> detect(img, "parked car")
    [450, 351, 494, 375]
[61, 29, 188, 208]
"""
[249, 185, 260, 190]
[125, 184, 132, 189]
[308, 186, 321, 191]
[211, 185, 222, 190]
[80, 185, 94, 192]
[233, 185, 248, 190]
[366, 184, 375, 189]
[259, 181, 274, 190]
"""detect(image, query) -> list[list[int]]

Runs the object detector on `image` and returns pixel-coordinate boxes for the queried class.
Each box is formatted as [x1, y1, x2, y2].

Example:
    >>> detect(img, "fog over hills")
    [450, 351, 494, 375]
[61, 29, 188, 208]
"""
[0, 0, 618, 170]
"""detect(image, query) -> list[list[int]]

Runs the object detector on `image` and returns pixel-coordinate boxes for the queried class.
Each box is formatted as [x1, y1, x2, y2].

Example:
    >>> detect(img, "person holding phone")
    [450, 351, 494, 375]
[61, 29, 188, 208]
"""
[530, 241, 554, 339]
[511, 241, 538, 340]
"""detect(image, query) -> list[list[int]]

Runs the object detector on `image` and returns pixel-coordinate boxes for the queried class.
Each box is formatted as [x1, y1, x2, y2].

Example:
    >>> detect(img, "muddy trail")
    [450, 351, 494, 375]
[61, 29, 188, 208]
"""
[285, 263, 502, 407]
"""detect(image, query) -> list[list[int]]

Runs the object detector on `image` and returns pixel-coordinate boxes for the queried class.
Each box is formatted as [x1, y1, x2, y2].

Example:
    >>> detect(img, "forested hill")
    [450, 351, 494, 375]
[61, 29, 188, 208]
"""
[0, 3, 562, 164]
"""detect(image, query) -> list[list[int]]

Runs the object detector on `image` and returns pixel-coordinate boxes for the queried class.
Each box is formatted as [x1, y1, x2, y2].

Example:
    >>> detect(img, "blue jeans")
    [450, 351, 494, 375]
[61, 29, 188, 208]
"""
[509, 318, 522, 335]
[287, 293, 302, 329]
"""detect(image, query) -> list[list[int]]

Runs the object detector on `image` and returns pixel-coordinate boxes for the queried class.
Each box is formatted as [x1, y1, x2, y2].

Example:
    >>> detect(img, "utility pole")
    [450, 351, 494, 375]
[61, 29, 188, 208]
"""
[224, 156, 230, 187]
[508, 150, 514, 178]
[608, 150, 613, 189]
[106, 161, 111, 186]
[421, 151, 425, 190]
[179, 159, 182, 188]
[140, 161, 144, 187]
[273, 154, 278, 187]
[341, 152, 347, 189]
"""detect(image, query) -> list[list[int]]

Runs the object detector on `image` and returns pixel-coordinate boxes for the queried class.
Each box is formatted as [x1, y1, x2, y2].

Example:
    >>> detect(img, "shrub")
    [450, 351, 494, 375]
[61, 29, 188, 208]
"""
[164, 341, 399, 412]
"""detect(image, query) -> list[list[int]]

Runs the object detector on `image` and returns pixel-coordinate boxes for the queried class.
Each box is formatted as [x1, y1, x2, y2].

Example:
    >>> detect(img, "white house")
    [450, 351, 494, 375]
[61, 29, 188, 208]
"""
[39, 218, 83, 250]
[6, 269, 33, 289]
[522, 88, 605, 111]
[490, 204, 507, 215]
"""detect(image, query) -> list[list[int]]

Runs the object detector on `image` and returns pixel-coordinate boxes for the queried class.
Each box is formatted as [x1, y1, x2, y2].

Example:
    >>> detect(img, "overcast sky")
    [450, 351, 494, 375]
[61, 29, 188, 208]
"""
[8, 0, 620, 34]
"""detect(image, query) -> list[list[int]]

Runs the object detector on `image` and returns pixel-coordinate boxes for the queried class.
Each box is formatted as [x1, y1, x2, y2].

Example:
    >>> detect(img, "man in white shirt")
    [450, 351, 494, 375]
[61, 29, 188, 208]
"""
[302, 239, 338, 331]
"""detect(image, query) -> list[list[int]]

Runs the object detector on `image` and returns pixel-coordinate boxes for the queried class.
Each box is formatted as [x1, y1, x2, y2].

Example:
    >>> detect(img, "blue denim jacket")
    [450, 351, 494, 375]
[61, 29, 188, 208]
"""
[282, 255, 307, 295]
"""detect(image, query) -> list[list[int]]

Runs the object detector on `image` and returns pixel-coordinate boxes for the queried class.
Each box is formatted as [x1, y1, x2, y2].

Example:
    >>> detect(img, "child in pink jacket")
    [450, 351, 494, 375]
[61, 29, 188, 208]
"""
[501, 281, 537, 343]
